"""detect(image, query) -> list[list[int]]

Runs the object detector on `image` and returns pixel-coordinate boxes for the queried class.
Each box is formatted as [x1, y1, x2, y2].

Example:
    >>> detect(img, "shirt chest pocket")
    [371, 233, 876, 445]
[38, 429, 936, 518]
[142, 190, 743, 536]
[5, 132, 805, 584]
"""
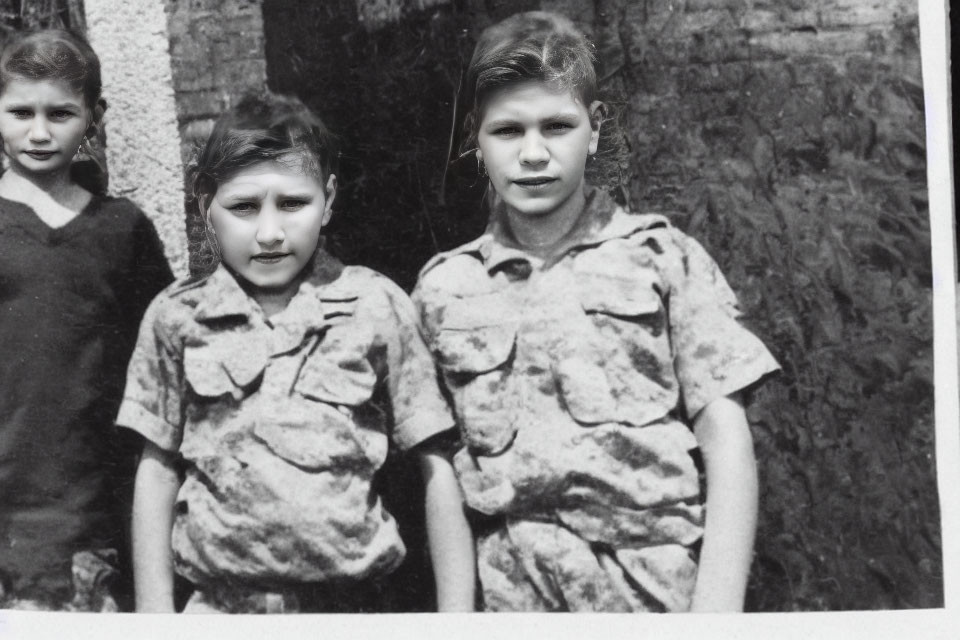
[554, 273, 678, 427]
[435, 297, 518, 456]
[254, 334, 384, 472]
[183, 338, 267, 400]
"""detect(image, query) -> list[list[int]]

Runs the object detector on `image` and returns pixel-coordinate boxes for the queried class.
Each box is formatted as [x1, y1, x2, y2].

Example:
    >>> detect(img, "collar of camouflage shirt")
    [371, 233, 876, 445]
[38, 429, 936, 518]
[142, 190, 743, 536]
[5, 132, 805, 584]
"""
[477, 186, 671, 273]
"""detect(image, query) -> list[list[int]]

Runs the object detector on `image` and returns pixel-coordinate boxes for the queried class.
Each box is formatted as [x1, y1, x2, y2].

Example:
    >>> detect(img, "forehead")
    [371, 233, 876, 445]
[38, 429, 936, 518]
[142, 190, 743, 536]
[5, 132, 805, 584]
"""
[217, 158, 325, 194]
[479, 80, 587, 122]
[0, 78, 85, 106]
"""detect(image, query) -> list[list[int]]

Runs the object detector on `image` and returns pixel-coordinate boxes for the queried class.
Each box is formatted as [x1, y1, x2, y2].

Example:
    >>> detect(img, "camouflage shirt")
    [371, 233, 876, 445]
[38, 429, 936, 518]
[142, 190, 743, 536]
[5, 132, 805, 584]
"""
[118, 252, 454, 588]
[414, 188, 780, 552]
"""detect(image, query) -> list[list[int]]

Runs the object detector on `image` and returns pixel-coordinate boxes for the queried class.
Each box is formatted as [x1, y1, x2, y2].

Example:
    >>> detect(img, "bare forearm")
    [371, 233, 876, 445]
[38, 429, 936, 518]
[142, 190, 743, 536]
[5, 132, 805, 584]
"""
[420, 449, 476, 611]
[690, 394, 758, 612]
[132, 440, 180, 613]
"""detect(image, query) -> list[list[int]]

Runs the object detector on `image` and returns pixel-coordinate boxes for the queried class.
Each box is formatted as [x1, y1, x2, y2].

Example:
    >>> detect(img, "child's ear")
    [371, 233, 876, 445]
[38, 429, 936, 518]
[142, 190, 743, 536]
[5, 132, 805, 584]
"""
[322, 174, 337, 226]
[588, 100, 605, 156]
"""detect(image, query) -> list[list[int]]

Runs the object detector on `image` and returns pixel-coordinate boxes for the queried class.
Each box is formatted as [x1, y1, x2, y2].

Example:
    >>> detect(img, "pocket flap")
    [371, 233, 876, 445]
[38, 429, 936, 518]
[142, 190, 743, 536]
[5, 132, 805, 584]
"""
[435, 324, 516, 374]
[554, 356, 618, 425]
[577, 274, 661, 317]
[183, 347, 235, 397]
[296, 355, 377, 406]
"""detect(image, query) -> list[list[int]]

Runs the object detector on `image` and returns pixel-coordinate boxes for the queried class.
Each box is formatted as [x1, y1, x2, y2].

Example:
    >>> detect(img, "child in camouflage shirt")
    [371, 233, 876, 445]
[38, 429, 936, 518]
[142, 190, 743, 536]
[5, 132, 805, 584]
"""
[119, 93, 473, 613]
[414, 11, 780, 612]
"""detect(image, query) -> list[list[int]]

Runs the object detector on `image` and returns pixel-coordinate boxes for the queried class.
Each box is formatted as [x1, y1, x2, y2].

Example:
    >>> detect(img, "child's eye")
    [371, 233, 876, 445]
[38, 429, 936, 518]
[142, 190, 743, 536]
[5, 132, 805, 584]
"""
[49, 110, 75, 121]
[492, 126, 521, 137]
[8, 109, 32, 119]
[279, 199, 308, 211]
[229, 202, 258, 216]
[545, 121, 574, 133]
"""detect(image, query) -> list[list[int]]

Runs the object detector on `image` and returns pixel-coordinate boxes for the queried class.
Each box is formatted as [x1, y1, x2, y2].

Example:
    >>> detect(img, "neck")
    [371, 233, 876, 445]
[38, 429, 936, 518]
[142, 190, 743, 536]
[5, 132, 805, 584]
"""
[504, 182, 587, 256]
[0, 163, 86, 207]
[253, 289, 295, 319]
[240, 276, 303, 319]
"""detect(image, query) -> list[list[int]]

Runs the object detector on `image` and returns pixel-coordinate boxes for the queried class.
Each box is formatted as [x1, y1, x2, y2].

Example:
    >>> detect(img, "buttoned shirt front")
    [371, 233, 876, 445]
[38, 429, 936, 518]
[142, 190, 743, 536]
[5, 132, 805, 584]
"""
[118, 253, 454, 588]
[414, 188, 780, 553]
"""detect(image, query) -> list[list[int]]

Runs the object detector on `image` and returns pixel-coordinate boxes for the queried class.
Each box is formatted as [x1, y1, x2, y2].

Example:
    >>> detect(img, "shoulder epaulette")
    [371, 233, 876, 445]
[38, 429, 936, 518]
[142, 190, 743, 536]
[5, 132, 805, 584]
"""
[417, 234, 489, 281]
[166, 272, 212, 298]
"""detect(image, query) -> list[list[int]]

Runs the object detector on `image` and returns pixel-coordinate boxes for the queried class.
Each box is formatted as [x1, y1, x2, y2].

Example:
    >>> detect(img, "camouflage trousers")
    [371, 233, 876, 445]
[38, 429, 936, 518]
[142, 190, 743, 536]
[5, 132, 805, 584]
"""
[182, 579, 391, 614]
[477, 518, 699, 612]
[0, 549, 121, 612]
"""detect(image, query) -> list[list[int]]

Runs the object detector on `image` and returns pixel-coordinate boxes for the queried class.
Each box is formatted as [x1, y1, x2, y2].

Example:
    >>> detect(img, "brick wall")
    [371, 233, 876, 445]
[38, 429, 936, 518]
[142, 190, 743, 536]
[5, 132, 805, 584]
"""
[163, 0, 268, 163]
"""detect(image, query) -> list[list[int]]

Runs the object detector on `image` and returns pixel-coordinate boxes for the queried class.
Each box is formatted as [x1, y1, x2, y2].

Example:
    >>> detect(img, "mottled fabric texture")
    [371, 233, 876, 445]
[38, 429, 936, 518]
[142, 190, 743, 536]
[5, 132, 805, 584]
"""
[414, 188, 780, 611]
[117, 251, 454, 596]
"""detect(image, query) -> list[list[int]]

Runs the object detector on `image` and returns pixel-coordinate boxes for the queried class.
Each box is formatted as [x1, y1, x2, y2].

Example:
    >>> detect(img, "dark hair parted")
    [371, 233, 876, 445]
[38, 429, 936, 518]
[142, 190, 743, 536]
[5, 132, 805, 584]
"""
[461, 11, 598, 152]
[186, 91, 339, 274]
[0, 29, 102, 110]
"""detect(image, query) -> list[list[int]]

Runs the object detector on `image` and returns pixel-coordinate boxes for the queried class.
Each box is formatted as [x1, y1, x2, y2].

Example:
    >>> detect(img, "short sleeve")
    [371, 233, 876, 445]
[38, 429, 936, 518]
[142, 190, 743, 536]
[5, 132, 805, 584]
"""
[666, 231, 780, 418]
[377, 281, 456, 451]
[410, 277, 440, 348]
[115, 294, 185, 452]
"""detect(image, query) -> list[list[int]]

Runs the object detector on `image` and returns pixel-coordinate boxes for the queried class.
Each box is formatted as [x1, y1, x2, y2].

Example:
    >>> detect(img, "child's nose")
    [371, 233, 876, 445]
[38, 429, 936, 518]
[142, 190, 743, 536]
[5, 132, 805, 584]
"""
[519, 132, 549, 165]
[29, 117, 51, 142]
[255, 209, 285, 245]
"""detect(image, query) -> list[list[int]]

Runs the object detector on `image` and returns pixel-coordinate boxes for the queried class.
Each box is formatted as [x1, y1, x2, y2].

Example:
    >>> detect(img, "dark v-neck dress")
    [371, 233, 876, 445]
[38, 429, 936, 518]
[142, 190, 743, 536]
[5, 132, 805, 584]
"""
[0, 195, 173, 605]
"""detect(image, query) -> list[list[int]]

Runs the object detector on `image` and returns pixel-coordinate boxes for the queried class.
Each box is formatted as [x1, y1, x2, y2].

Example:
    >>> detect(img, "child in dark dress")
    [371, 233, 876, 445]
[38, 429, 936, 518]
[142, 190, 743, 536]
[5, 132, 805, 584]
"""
[0, 29, 172, 610]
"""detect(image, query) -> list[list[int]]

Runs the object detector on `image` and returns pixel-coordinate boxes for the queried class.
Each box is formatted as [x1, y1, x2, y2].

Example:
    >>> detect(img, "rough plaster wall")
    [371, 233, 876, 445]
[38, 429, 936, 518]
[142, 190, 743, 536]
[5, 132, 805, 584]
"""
[85, 0, 187, 275]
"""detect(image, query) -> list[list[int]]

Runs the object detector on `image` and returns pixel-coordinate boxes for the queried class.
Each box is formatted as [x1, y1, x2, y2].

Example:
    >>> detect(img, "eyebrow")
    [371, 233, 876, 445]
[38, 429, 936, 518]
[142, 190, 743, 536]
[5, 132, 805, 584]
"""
[217, 189, 266, 201]
[3, 102, 82, 110]
[484, 111, 581, 127]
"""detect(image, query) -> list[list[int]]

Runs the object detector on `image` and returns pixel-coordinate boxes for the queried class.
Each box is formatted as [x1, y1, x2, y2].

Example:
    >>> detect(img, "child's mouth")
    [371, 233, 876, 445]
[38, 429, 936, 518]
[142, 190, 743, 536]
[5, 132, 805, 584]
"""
[514, 177, 556, 189]
[252, 252, 290, 264]
[24, 150, 56, 160]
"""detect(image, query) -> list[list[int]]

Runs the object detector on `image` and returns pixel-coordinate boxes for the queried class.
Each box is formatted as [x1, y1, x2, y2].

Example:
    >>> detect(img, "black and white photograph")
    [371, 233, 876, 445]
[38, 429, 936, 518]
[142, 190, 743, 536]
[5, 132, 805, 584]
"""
[0, 0, 954, 638]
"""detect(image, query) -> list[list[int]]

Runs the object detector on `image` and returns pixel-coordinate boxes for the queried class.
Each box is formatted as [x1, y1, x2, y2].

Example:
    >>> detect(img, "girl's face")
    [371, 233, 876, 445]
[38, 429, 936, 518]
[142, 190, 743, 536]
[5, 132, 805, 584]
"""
[0, 78, 91, 178]
[207, 158, 336, 297]
[476, 80, 601, 222]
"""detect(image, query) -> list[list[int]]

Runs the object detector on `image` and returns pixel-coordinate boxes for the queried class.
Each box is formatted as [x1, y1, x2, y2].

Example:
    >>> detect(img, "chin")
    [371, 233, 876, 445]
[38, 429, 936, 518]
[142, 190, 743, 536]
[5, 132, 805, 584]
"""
[232, 267, 297, 291]
[508, 200, 562, 218]
[250, 275, 299, 291]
